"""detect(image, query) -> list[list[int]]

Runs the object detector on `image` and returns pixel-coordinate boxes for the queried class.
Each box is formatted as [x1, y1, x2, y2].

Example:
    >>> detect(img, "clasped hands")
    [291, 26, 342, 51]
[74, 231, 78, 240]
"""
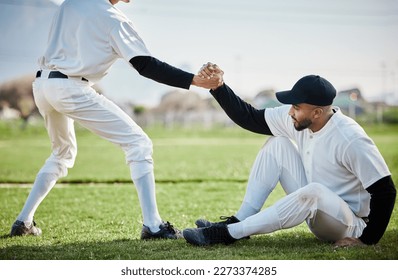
[192, 62, 224, 90]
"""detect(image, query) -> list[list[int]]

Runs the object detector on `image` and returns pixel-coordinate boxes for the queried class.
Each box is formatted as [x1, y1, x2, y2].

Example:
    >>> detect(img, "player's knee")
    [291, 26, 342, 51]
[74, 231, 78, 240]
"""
[264, 136, 290, 147]
[123, 133, 153, 164]
[66, 145, 77, 165]
[298, 183, 326, 202]
[262, 136, 296, 155]
[60, 147, 77, 172]
[42, 144, 77, 178]
[39, 160, 69, 179]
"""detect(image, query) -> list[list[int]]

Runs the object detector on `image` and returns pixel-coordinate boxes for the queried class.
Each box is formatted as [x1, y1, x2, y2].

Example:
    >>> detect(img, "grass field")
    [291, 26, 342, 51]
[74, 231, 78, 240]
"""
[0, 120, 397, 260]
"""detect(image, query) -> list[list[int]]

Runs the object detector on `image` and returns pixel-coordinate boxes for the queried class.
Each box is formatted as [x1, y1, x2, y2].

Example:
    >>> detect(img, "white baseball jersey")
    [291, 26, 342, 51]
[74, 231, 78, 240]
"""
[264, 105, 391, 218]
[38, 0, 150, 83]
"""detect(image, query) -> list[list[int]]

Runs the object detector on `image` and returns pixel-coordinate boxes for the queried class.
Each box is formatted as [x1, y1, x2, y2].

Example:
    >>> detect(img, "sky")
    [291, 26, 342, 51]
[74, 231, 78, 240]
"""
[1, 0, 398, 106]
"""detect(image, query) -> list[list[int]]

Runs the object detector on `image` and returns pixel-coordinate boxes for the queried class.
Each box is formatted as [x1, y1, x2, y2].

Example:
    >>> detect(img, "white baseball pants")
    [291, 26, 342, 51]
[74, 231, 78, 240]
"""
[16, 74, 162, 230]
[229, 136, 367, 242]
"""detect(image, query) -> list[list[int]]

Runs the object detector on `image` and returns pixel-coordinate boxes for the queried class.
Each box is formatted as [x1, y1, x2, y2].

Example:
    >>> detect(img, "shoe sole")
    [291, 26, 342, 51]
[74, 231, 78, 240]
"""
[10, 228, 42, 237]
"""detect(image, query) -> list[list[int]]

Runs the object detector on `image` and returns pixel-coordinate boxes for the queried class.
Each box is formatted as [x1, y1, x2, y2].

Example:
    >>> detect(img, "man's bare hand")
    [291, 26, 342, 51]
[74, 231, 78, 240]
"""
[192, 62, 224, 90]
[334, 237, 365, 248]
[198, 62, 224, 79]
[192, 74, 222, 90]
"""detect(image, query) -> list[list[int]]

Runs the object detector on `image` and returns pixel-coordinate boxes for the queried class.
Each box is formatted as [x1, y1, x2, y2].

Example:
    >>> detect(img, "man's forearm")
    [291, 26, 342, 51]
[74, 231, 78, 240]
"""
[130, 56, 193, 89]
[210, 83, 273, 135]
[359, 176, 396, 244]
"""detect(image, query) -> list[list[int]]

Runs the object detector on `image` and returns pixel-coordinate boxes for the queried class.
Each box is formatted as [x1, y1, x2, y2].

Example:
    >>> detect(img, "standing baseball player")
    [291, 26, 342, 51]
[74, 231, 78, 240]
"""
[183, 63, 396, 246]
[9, 0, 221, 239]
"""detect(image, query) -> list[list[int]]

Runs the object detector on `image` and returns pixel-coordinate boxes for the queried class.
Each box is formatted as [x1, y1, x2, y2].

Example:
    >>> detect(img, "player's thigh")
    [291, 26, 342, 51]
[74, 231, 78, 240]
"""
[306, 184, 366, 241]
[54, 83, 152, 161]
[262, 137, 307, 194]
[75, 92, 148, 143]
[44, 111, 77, 164]
[33, 79, 77, 165]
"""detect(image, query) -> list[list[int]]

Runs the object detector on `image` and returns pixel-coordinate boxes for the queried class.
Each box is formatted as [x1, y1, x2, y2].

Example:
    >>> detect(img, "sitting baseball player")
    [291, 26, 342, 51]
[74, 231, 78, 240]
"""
[183, 63, 396, 247]
[9, 0, 221, 239]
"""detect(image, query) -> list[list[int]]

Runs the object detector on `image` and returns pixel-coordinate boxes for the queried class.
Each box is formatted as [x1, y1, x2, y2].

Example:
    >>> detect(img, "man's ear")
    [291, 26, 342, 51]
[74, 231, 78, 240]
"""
[312, 107, 324, 119]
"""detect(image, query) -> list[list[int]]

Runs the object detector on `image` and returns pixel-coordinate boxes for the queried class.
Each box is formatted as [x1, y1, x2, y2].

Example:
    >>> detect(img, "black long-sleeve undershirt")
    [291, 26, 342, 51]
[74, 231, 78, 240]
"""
[210, 83, 273, 135]
[209, 83, 396, 245]
[129, 56, 194, 89]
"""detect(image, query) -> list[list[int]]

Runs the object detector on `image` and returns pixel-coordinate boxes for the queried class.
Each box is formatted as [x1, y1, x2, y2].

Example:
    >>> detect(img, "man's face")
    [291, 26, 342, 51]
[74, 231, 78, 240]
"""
[288, 104, 318, 131]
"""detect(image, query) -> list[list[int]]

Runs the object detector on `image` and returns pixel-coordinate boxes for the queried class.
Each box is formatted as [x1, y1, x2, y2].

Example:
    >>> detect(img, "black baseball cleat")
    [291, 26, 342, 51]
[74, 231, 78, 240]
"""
[141, 221, 183, 240]
[10, 220, 42, 237]
[183, 224, 237, 246]
[195, 215, 241, 228]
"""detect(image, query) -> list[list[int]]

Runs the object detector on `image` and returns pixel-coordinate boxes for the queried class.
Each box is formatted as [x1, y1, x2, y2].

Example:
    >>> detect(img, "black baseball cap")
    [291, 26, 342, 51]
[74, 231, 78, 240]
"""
[276, 75, 336, 106]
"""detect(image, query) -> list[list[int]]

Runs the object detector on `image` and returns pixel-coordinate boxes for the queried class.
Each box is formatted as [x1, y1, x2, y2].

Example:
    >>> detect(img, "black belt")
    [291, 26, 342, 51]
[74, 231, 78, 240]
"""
[36, 70, 88, 82]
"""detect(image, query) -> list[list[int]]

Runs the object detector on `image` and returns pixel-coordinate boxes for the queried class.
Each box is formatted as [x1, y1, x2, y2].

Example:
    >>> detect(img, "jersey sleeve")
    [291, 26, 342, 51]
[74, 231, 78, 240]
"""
[342, 136, 394, 244]
[264, 105, 297, 139]
[110, 21, 151, 62]
[342, 137, 391, 188]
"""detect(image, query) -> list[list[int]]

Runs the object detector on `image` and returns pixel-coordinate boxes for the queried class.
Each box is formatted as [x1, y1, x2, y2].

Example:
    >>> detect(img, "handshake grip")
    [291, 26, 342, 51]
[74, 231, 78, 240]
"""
[192, 62, 224, 90]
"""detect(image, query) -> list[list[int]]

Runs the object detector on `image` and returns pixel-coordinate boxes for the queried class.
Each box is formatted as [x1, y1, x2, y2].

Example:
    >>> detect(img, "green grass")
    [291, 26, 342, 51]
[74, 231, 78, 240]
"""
[0, 120, 398, 259]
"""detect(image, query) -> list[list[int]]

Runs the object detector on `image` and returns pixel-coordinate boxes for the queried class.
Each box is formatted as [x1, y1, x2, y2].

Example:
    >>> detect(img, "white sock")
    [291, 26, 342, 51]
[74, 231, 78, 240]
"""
[17, 172, 58, 223]
[229, 186, 320, 239]
[132, 171, 162, 232]
[228, 206, 281, 239]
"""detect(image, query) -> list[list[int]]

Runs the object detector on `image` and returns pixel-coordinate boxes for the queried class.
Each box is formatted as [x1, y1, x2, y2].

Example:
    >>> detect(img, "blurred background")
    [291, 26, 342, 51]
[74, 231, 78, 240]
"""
[1, 0, 398, 127]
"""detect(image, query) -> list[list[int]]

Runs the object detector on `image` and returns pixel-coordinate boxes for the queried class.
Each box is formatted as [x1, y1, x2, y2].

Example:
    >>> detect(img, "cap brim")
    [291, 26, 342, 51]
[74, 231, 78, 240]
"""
[276, 90, 304, 105]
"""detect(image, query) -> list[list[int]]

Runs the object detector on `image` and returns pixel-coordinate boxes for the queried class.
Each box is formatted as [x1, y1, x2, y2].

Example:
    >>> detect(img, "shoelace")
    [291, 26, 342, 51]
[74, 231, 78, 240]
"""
[219, 216, 237, 223]
[163, 221, 176, 233]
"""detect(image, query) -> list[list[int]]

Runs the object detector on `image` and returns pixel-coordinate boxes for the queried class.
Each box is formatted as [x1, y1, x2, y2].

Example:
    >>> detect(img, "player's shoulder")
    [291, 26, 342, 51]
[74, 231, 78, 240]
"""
[264, 104, 290, 116]
[74, 0, 131, 30]
[331, 108, 369, 143]
[61, 0, 106, 18]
